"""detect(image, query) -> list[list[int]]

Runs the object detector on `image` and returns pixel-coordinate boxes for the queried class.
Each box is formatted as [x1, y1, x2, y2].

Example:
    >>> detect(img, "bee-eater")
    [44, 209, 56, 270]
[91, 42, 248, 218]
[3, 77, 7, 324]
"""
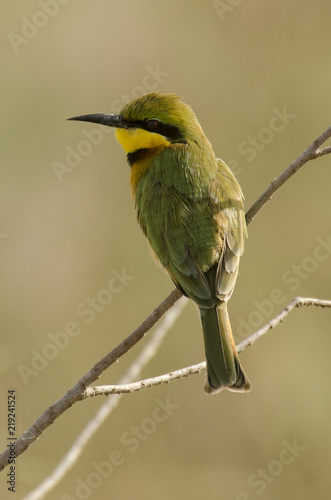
[69, 92, 251, 394]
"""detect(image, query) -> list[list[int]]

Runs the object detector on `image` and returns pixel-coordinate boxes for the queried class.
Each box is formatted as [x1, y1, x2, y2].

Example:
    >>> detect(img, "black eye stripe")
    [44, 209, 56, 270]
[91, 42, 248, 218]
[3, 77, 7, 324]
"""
[139, 120, 183, 141]
[122, 118, 185, 143]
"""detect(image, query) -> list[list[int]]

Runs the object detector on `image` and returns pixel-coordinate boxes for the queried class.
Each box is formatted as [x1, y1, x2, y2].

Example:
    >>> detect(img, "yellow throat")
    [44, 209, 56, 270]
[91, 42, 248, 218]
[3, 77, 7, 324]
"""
[115, 128, 171, 196]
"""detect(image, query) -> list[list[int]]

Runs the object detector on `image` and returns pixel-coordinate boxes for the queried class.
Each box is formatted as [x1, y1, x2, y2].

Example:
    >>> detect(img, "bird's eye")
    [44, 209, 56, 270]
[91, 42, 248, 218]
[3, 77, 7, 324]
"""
[145, 119, 160, 131]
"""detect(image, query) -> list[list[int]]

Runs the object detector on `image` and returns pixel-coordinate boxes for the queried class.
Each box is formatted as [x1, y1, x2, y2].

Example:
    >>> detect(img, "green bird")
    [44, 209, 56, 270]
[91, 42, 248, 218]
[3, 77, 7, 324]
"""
[69, 92, 251, 394]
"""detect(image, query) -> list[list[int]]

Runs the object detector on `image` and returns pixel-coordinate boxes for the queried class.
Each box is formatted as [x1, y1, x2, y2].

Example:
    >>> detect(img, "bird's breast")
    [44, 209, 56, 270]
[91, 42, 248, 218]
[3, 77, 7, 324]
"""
[129, 146, 166, 197]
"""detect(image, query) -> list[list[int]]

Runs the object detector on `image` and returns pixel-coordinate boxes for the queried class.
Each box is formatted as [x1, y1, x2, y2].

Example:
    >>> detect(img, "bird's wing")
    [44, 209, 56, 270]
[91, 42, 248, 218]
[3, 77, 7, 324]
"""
[215, 206, 246, 301]
[207, 158, 247, 302]
[136, 181, 215, 308]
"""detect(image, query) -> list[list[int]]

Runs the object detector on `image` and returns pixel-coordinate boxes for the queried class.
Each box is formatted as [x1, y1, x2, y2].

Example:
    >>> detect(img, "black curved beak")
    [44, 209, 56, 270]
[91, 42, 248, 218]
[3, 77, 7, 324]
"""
[68, 113, 133, 129]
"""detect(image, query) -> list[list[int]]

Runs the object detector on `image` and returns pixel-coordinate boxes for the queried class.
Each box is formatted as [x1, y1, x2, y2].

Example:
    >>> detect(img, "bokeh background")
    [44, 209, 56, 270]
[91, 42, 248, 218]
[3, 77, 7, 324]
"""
[1, 1, 331, 498]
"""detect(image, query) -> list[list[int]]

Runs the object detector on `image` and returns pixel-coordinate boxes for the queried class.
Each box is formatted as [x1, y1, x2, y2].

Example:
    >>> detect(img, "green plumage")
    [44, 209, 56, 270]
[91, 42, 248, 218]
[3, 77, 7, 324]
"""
[70, 92, 251, 394]
[128, 94, 250, 393]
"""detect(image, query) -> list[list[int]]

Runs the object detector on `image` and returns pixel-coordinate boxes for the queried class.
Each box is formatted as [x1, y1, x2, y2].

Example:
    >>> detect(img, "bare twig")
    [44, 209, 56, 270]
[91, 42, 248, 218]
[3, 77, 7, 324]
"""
[1, 126, 331, 472]
[85, 363, 206, 396]
[236, 296, 331, 350]
[82, 297, 331, 395]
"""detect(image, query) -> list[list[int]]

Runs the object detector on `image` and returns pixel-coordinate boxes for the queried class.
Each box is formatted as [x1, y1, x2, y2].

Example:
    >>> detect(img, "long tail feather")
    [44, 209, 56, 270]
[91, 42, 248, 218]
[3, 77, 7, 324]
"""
[200, 302, 251, 394]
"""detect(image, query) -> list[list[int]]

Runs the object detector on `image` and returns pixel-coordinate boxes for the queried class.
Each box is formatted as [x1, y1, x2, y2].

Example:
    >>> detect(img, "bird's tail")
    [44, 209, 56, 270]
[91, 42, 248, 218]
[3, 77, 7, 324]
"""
[200, 302, 251, 394]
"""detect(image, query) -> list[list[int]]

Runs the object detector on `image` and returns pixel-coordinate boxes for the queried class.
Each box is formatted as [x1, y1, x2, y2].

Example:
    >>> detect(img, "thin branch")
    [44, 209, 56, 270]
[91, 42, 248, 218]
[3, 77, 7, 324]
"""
[82, 297, 331, 395]
[236, 296, 331, 351]
[317, 145, 331, 157]
[245, 125, 331, 225]
[0, 288, 182, 472]
[1, 126, 331, 472]
[23, 297, 188, 500]
[85, 363, 206, 396]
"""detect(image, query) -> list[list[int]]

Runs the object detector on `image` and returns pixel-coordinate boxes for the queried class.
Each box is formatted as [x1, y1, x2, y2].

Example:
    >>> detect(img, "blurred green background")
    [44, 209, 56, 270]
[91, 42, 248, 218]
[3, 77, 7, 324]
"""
[1, 1, 331, 498]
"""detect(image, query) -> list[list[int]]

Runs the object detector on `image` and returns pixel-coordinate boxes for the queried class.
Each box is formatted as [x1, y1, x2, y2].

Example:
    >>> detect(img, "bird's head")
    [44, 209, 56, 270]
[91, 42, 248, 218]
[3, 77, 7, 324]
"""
[69, 92, 209, 155]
